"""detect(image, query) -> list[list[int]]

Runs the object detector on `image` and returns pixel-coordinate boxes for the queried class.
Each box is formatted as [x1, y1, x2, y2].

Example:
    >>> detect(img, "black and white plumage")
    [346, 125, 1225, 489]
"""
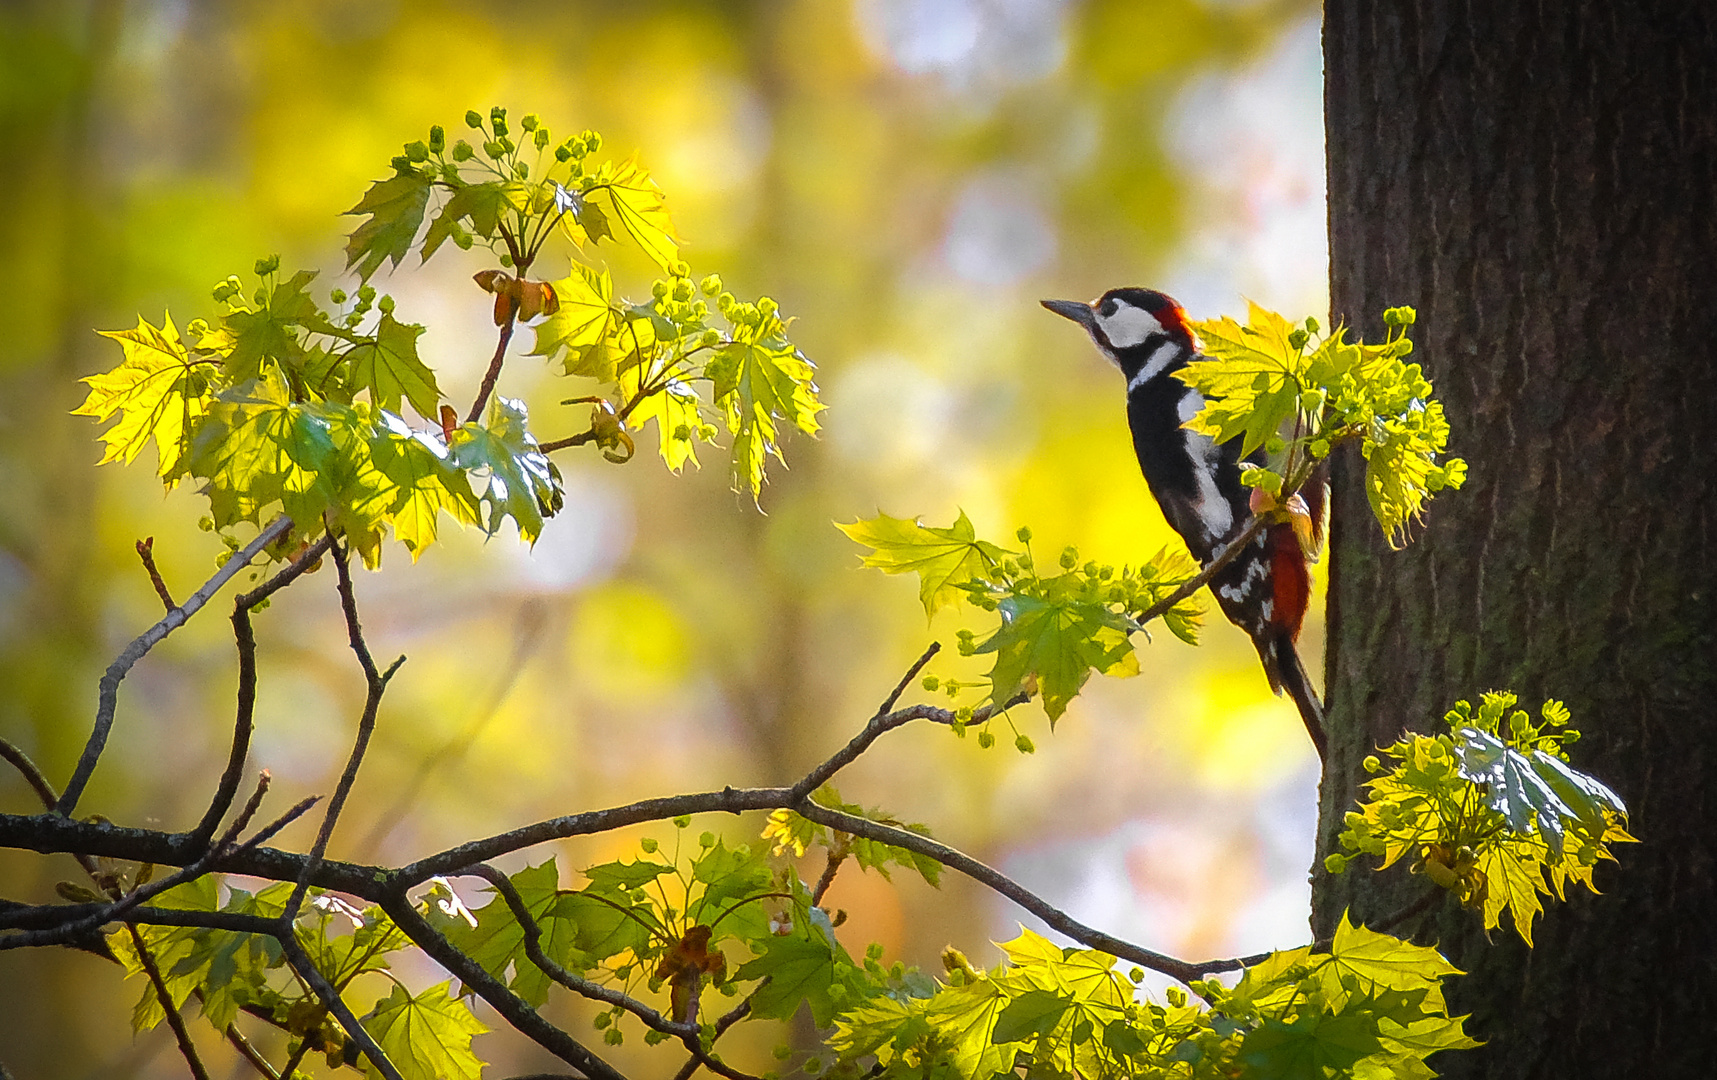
[1043, 288, 1328, 761]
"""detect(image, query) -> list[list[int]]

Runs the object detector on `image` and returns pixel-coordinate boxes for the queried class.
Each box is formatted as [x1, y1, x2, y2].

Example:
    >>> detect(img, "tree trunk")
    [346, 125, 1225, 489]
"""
[1315, 2, 1717, 1076]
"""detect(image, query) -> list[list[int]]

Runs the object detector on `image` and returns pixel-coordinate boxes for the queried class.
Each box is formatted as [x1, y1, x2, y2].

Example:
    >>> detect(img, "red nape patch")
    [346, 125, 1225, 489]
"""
[1156, 302, 1190, 340]
[1267, 522, 1311, 641]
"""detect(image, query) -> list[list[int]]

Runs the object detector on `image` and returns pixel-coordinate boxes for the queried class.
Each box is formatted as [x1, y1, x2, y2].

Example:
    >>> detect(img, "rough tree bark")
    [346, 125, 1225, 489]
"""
[1314, 2, 1716, 1076]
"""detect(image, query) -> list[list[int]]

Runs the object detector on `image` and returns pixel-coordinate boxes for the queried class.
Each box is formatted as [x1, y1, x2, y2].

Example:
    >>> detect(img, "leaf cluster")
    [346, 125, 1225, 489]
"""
[109, 878, 485, 1079]
[344, 107, 823, 499]
[75, 268, 558, 564]
[1179, 303, 1467, 547]
[838, 513, 1203, 725]
[1328, 692, 1633, 945]
[762, 785, 944, 888]
[827, 913, 1475, 1080]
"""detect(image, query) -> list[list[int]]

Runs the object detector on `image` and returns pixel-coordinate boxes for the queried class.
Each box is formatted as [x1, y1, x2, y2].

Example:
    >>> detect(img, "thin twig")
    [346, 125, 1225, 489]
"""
[217, 1014, 283, 1080]
[283, 540, 404, 924]
[0, 738, 99, 877]
[1134, 513, 1269, 627]
[190, 534, 334, 851]
[128, 923, 213, 1080]
[59, 514, 294, 817]
[669, 994, 755, 1080]
[136, 537, 177, 610]
[467, 307, 519, 423]
[277, 932, 406, 1080]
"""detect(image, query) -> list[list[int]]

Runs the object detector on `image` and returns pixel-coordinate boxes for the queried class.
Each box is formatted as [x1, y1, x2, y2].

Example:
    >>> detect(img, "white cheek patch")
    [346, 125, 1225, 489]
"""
[1127, 341, 1183, 392]
[1097, 304, 1164, 349]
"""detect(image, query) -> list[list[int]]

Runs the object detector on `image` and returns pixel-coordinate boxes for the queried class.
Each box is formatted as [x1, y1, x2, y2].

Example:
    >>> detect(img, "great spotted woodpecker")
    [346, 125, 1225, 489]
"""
[1043, 288, 1328, 762]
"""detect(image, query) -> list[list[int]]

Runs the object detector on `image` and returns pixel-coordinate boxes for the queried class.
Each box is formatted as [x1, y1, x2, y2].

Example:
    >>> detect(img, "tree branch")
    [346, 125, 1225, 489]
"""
[283, 541, 402, 924]
[1134, 513, 1269, 628]
[135, 536, 177, 610]
[128, 923, 213, 1080]
[58, 514, 295, 817]
[467, 307, 519, 424]
[190, 533, 335, 851]
[382, 896, 628, 1080]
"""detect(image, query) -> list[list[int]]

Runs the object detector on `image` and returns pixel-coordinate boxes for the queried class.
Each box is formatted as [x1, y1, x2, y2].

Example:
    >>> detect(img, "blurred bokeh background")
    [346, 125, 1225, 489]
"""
[0, 0, 1327, 1074]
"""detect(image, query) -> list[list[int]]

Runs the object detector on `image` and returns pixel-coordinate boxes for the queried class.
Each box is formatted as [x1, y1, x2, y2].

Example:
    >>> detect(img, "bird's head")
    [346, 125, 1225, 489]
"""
[1041, 288, 1193, 370]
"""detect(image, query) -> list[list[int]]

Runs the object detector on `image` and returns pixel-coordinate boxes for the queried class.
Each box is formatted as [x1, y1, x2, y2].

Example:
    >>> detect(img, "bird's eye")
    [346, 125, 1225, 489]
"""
[1099, 299, 1118, 318]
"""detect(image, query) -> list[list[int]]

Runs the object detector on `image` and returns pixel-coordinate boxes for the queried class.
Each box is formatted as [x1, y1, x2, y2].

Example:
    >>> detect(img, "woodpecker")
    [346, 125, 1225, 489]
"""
[1043, 288, 1328, 762]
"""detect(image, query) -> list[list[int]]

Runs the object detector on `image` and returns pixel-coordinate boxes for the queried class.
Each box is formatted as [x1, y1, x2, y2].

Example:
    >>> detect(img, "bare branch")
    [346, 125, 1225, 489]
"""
[135, 537, 177, 610]
[1, 738, 64, 816]
[467, 306, 519, 423]
[382, 896, 628, 1080]
[190, 533, 335, 851]
[127, 924, 213, 1080]
[59, 514, 295, 818]
[1133, 513, 1269, 628]
[284, 540, 403, 924]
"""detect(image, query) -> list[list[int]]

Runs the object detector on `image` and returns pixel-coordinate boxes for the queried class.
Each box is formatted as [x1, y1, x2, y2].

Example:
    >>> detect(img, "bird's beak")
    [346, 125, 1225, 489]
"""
[1041, 298, 1096, 329]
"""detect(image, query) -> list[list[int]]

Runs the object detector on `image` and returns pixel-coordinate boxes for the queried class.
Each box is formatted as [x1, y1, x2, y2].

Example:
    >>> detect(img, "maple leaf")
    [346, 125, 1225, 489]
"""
[836, 510, 1010, 617]
[450, 397, 562, 543]
[342, 312, 440, 418]
[362, 982, 487, 1080]
[343, 173, 432, 280]
[590, 158, 680, 272]
[77, 313, 217, 480]
[528, 262, 624, 379]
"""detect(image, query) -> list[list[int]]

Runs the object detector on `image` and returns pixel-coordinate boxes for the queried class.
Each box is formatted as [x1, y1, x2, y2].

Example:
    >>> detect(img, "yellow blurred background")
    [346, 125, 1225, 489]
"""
[0, 0, 1327, 1074]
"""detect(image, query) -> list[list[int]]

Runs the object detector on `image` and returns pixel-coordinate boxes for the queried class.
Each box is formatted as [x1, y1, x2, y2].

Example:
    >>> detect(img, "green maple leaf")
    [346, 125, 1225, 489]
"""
[628, 378, 703, 472]
[973, 582, 1139, 722]
[590, 158, 680, 272]
[1181, 301, 1307, 457]
[77, 313, 218, 480]
[421, 179, 530, 261]
[450, 396, 562, 543]
[734, 927, 858, 1027]
[364, 411, 480, 560]
[991, 988, 1072, 1045]
[836, 510, 1011, 617]
[343, 312, 440, 418]
[189, 372, 339, 530]
[1322, 912, 1462, 994]
[222, 269, 322, 384]
[707, 319, 824, 498]
[362, 981, 487, 1080]
[344, 172, 433, 280]
[528, 262, 624, 379]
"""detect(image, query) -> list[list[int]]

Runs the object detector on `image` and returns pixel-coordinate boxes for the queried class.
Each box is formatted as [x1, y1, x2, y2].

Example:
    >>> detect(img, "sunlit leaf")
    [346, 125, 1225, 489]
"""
[836, 510, 1010, 617]
[591, 158, 680, 272]
[362, 981, 487, 1080]
[77, 313, 217, 480]
[342, 312, 440, 419]
[344, 173, 433, 280]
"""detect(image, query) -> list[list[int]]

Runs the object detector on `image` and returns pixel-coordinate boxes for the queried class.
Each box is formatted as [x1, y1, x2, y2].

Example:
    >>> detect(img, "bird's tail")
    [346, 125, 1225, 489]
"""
[1260, 631, 1328, 763]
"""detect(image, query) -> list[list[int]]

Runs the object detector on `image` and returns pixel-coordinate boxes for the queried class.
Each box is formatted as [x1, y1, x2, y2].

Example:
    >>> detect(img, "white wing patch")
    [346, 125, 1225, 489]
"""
[1184, 428, 1233, 543]
[1175, 387, 1205, 424]
[1097, 303, 1164, 349]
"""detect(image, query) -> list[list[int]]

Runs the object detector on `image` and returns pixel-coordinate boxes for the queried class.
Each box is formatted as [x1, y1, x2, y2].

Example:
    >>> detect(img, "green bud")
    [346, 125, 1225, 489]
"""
[378, 294, 396, 315]
[1324, 854, 1350, 874]
[698, 424, 717, 440]
[512, 161, 527, 179]
[673, 815, 691, 828]
[428, 125, 445, 153]
[358, 284, 377, 303]
[700, 328, 720, 348]
[942, 679, 961, 695]
[639, 837, 659, 853]
[464, 110, 483, 129]
[584, 130, 602, 152]
[520, 113, 539, 132]
[955, 706, 973, 721]
[1015, 526, 1033, 543]
[701, 274, 722, 296]
[1310, 438, 1331, 458]
[757, 296, 778, 317]
[390, 154, 413, 173]
[1017, 552, 1033, 570]
[483, 140, 504, 160]
[534, 128, 550, 151]
[554, 145, 572, 162]
[452, 140, 474, 162]
[252, 286, 266, 306]
[1362, 755, 1381, 773]
[197, 516, 214, 531]
[1265, 436, 1286, 454]
[253, 254, 281, 276]
[1015, 734, 1035, 754]
[212, 280, 236, 302]
[404, 139, 429, 162]
[921, 675, 940, 691]
[1059, 546, 1078, 570]
[977, 731, 996, 750]
[568, 138, 588, 160]
[672, 280, 693, 302]
[651, 281, 669, 299]
[330, 288, 347, 304]
[1166, 987, 1187, 1008]
[1304, 315, 1320, 333]
[603, 1027, 622, 1046]
[698, 831, 716, 848]
[592, 1011, 611, 1029]
[1288, 328, 1308, 351]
